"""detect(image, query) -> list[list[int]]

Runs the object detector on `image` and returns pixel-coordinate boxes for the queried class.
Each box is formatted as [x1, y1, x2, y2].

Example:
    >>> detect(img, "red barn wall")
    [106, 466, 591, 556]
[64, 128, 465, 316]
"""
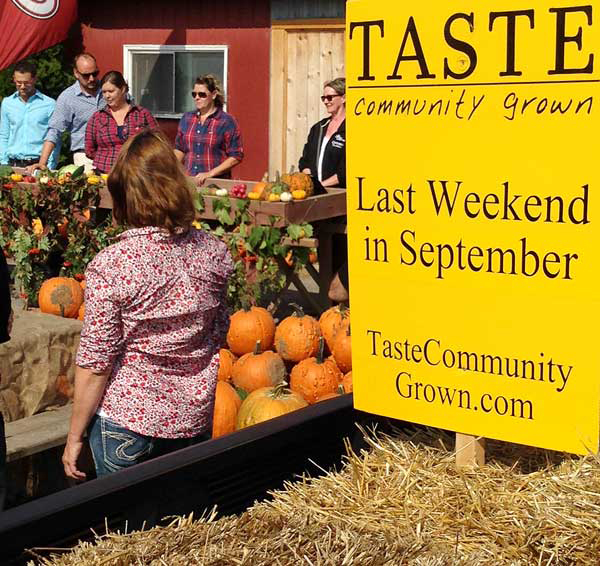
[77, 0, 271, 181]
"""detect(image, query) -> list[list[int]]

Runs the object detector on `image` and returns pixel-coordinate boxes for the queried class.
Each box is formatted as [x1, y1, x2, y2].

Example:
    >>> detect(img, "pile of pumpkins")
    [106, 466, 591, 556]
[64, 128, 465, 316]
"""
[212, 304, 352, 438]
[247, 169, 314, 202]
[38, 276, 86, 321]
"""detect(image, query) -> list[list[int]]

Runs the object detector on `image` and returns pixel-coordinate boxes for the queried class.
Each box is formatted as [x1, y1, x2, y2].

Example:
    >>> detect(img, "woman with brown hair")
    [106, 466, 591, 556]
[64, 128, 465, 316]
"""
[85, 71, 158, 173]
[62, 129, 233, 479]
[174, 74, 243, 185]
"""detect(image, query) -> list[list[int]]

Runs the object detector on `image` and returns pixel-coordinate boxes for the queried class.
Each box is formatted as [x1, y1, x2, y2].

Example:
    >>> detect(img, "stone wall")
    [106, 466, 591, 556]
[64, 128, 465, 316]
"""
[0, 300, 80, 422]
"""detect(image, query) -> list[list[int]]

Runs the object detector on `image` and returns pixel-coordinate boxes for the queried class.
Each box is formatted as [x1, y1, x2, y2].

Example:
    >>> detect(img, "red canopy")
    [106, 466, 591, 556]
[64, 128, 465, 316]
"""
[0, 0, 77, 70]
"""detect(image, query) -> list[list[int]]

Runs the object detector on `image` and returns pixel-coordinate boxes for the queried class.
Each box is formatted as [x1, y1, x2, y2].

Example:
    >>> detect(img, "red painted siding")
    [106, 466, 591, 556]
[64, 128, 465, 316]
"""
[77, 0, 271, 181]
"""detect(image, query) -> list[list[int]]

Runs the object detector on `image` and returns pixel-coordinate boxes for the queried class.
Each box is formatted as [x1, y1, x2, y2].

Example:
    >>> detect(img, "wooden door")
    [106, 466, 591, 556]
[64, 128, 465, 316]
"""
[269, 24, 345, 179]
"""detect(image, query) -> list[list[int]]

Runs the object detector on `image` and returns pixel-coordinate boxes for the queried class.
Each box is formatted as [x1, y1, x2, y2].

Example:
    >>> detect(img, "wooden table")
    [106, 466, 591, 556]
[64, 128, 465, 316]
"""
[16, 176, 348, 312]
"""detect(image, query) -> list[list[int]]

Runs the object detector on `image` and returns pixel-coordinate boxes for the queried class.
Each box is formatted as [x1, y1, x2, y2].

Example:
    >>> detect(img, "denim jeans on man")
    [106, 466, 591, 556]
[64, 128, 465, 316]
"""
[87, 415, 209, 477]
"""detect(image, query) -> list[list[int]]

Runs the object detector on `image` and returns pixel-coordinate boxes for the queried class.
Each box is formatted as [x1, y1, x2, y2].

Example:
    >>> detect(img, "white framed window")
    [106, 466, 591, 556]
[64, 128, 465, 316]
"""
[123, 44, 228, 119]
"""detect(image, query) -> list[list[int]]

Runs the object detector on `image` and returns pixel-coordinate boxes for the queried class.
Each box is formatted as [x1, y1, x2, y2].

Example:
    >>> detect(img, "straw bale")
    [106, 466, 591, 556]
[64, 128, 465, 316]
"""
[29, 426, 600, 565]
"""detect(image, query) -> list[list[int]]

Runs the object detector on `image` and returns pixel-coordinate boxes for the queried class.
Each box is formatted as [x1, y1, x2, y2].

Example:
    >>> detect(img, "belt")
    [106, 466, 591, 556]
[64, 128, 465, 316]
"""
[8, 157, 39, 167]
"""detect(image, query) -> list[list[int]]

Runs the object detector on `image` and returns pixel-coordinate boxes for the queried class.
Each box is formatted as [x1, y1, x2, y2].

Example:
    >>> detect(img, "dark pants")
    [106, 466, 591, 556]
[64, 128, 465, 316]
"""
[87, 415, 210, 477]
[0, 413, 6, 510]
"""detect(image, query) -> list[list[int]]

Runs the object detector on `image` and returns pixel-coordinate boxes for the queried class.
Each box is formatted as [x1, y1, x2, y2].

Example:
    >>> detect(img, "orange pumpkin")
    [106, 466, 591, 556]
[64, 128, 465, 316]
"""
[212, 381, 242, 438]
[218, 348, 237, 382]
[290, 338, 342, 404]
[275, 306, 321, 362]
[332, 325, 352, 373]
[227, 306, 276, 355]
[77, 303, 85, 321]
[236, 383, 308, 430]
[315, 386, 345, 403]
[231, 341, 286, 393]
[319, 305, 350, 352]
[281, 166, 314, 196]
[342, 371, 353, 393]
[38, 277, 84, 318]
[79, 280, 86, 292]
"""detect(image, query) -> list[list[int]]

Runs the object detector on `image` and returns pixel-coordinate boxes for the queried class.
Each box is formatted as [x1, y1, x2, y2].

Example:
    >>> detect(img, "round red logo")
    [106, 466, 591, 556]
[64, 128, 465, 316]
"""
[11, 0, 59, 19]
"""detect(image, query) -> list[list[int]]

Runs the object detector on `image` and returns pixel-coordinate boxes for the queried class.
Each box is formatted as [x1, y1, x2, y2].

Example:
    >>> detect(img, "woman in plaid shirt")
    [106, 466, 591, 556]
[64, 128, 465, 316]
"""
[174, 75, 243, 185]
[85, 71, 158, 173]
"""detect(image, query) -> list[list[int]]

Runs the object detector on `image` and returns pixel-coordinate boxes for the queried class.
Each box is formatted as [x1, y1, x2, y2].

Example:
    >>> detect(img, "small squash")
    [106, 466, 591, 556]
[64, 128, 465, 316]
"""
[319, 305, 350, 352]
[231, 341, 287, 393]
[218, 348, 237, 382]
[236, 382, 308, 430]
[212, 381, 242, 438]
[227, 306, 276, 355]
[275, 304, 321, 362]
[290, 338, 342, 403]
[332, 325, 352, 373]
[38, 277, 84, 318]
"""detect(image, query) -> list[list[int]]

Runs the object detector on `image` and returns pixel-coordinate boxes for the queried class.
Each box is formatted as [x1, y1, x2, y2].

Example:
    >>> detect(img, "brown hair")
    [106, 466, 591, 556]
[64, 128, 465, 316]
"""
[107, 129, 195, 234]
[101, 70, 128, 92]
[194, 74, 225, 107]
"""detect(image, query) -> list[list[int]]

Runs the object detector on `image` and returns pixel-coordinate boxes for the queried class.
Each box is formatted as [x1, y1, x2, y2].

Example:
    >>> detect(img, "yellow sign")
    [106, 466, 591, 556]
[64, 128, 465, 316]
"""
[346, 0, 600, 454]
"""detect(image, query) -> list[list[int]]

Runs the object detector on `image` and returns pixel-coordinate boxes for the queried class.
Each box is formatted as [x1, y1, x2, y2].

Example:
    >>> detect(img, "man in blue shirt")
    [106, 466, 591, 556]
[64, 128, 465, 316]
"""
[28, 53, 104, 173]
[0, 61, 59, 168]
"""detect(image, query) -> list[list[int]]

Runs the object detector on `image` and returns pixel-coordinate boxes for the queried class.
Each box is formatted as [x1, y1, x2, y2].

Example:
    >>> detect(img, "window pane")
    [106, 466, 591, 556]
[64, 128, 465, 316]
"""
[132, 53, 174, 114]
[174, 52, 225, 114]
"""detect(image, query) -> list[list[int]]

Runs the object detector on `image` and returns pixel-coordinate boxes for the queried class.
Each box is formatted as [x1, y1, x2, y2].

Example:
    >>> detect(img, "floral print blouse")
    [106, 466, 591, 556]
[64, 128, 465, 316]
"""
[76, 227, 233, 438]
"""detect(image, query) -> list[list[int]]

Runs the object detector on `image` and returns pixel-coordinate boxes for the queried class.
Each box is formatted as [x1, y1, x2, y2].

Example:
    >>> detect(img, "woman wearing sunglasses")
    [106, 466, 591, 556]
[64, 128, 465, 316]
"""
[85, 71, 159, 174]
[299, 77, 346, 190]
[174, 75, 244, 185]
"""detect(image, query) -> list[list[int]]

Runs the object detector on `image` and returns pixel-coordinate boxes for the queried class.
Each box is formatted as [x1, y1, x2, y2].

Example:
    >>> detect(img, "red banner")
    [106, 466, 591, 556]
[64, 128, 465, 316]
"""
[0, 0, 78, 70]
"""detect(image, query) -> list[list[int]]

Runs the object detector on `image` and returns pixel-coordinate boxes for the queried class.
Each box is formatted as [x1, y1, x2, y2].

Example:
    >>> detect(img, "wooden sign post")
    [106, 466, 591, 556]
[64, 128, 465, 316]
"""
[346, 0, 600, 459]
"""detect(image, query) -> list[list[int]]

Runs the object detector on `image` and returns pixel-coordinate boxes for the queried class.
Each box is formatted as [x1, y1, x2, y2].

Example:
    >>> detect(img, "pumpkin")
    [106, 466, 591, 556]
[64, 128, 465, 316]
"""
[79, 279, 86, 292]
[77, 303, 85, 321]
[236, 382, 308, 430]
[332, 325, 352, 373]
[319, 305, 350, 352]
[227, 306, 276, 355]
[275, 305, 321, 362]
[212, 381, 242, 438]
[38, 277, 84, 318]
[218, 348, 237, 382]
[342, 371, 353, 393]
[290, 338, 342, 403]
[231, 341, 286, 393]
[282, 166, 314, 196]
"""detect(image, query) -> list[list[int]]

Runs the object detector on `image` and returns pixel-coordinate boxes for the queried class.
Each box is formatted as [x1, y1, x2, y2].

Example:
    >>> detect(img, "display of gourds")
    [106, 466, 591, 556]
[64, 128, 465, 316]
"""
[212, 306, 352, 435]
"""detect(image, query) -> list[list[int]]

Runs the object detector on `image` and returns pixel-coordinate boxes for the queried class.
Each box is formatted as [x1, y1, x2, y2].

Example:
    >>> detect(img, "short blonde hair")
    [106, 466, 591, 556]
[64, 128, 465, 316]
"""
[324, 77, 345, 95]
[107, 129, 195, 234]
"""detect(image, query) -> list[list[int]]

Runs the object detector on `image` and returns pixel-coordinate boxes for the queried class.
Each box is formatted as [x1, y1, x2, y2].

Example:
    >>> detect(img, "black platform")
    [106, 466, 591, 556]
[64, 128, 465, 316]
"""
[0, 394, 385, 565]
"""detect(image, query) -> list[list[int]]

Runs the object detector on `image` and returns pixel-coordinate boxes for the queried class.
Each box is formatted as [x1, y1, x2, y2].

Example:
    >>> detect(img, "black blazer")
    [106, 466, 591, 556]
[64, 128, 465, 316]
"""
[298, 117, 346, 188]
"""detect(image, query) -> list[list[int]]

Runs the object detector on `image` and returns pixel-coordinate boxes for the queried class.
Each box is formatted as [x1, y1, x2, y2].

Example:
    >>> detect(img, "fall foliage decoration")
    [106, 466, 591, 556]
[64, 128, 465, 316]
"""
[236, 382, 308, 430]
[38, 277, 84, 318]
[212, 381, 242, 438]
[275, 305, 321, 362]
[231, 341, 287, 393]
[227, 306, 276, 356]
[290, 338, 342, 403]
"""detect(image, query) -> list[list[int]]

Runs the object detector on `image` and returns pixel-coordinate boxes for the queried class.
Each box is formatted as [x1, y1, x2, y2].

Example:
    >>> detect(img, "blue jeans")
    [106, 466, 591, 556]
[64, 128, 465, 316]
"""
[88, 415, 209, 477]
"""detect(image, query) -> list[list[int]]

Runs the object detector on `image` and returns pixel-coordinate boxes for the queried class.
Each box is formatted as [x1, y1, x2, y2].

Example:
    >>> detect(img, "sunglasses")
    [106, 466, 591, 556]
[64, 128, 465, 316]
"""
[321, 94, 342, 102]
[79, 70, 100, 79]
[191, 91, 209, 99]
